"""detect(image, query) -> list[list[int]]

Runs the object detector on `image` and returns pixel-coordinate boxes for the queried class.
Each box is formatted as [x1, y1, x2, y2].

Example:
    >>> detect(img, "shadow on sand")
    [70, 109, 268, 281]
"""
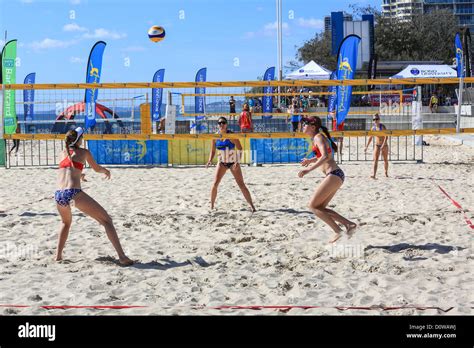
[365, 243, 465, 255]
[258, 208, 312, 216]
[95, 255, 216, 270]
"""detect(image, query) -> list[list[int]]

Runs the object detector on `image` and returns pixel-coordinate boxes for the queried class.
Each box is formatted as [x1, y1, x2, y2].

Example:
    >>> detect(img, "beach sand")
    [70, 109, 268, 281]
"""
[0, 135, 472, 315]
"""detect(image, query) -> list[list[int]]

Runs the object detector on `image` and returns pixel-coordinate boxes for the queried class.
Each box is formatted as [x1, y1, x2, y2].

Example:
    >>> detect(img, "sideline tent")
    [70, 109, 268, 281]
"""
[285, 60, 331, 80]
[392, 65, 457, 79]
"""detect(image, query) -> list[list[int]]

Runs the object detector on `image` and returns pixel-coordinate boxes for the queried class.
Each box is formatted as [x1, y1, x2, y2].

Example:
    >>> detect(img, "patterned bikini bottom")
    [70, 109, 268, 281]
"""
[55, 189, 82, 207]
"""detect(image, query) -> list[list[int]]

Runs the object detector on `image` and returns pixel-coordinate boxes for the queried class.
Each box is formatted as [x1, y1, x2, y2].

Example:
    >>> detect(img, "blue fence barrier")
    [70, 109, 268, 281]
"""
[250, 138, 313, 164]
[88, 138, 313, 165]
[88, 140, 168, 165]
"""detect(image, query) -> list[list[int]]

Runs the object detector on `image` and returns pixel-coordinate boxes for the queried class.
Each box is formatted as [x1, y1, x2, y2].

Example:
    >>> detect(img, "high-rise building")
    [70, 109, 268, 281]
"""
[382, 0, 474, 31]
[382, 0, 423, 21]
[423, 0, 474, 30]
[329, 12, 374, 70]
[324, 13, 353, 32]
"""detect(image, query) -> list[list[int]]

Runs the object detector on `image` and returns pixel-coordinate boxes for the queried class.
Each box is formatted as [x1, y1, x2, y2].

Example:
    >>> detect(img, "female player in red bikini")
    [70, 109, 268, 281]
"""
[55, 127, 133, 265]
[298, 117, 356, 243]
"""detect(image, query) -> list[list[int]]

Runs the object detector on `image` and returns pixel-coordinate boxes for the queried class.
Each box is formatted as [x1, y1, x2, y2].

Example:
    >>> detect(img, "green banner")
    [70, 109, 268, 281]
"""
[0, 140, 5, 166]
[2, 40, 17, 135]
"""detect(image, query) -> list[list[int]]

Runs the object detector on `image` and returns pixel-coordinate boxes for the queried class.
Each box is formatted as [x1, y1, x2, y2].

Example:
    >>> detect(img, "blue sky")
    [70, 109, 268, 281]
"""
[1, 0, 380, 83]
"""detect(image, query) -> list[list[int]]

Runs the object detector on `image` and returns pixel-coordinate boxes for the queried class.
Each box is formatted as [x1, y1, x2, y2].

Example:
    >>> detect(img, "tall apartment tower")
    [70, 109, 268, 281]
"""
[324, 13, 354, 32]
[382, 0, 423, 21]
[382, 0, 474, 31]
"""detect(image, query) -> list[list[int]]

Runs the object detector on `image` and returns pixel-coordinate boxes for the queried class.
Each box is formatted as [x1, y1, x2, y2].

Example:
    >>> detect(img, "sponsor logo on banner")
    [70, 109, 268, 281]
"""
[3, 59, 14, 67]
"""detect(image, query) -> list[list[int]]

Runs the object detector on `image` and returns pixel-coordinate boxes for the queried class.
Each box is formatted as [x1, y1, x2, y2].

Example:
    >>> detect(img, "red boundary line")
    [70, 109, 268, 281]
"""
[437, 185, 474, 230]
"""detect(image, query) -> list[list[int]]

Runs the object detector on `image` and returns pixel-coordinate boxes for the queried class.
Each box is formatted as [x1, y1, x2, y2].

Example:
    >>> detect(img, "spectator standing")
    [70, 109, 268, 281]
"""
[248, 97, 255, 113]
[429, 93, 439, 113]
[229, 96, 236, 114]
[239, 103, 253, 133]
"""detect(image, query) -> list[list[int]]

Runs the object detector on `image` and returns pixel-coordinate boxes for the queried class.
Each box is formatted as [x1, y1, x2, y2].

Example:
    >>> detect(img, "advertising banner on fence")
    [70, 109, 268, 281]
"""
[84, 41, 106, 130]
[250, 138, 312, 164]
[169, 138, 251, 165]
[88, 140, 168, 165]
[169, 139, 214, 165]
[2, 40, 18, 135]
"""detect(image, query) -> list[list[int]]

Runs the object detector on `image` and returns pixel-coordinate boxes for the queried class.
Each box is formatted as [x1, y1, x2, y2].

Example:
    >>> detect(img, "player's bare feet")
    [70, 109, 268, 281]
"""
[329, 231, 343, 243]
[54, 255, 62, 262]
[119, 256, 134, 266]
[370, 175, 377, 180]
[346, 223, 357, 239]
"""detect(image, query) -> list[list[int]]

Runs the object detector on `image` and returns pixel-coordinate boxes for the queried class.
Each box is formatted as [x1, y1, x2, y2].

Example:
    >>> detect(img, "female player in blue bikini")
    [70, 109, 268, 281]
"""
[206, 117, 256, 212]
[55, 127, 133, 265]
[298, 117, 356, 243]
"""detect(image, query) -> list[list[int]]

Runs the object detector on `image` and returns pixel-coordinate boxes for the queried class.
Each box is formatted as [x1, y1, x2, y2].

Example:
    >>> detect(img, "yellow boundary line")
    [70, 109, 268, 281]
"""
[4, 128, 474, 140]
[1, 78, 472, 90]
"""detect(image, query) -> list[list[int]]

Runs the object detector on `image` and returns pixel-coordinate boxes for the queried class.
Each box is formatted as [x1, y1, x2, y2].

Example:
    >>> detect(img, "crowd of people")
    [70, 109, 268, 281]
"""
[228, 89, 317, 134]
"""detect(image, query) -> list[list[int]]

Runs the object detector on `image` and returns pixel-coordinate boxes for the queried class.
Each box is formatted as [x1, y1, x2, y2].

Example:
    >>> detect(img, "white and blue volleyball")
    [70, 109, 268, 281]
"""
[148, 26, 166, 43]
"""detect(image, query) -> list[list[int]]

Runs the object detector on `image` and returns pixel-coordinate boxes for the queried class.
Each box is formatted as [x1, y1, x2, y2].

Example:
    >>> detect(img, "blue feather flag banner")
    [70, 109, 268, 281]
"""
[335, 35, 360, 126]
[455, 33, 464, 78]
[152, 69, 165, 121]
[262, 67, 275, 119]
[23, 72, 36, 124]
[194, 67, 206, 120]
[84, 41, 106, 130]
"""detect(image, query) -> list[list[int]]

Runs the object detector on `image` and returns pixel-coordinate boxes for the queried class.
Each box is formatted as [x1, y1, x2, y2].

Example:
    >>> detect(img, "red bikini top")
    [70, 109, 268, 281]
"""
[312, 136, 334, 159]
[59, 149, 84, 171]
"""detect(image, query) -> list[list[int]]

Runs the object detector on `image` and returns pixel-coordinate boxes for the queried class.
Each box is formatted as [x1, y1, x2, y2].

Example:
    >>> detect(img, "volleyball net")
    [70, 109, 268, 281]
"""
[1, 78, 474, 167]
[2, 78, 474, 138]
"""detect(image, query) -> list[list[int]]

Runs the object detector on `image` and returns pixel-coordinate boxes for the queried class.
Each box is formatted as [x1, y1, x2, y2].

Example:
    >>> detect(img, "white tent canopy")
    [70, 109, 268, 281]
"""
[392, 65, 457, 79]
[285, 60, 331, 80]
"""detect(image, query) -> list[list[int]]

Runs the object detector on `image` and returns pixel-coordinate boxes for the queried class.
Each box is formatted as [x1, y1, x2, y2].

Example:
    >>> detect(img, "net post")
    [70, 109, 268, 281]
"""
[140, 95, 152, 135]
[456, 75, 463, 133]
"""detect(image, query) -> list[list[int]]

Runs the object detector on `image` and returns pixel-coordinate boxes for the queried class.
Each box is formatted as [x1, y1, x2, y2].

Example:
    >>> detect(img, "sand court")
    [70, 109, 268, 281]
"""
[0, 136, 472, 315]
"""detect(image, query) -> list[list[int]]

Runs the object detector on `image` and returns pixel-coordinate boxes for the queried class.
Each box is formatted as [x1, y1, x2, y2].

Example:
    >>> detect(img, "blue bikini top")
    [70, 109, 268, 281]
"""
[216, 131, 235, 150]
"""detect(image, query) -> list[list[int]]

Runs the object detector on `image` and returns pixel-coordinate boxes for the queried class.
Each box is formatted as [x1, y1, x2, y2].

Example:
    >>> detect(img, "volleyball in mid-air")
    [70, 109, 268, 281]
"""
[148, 25, 165, 43]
